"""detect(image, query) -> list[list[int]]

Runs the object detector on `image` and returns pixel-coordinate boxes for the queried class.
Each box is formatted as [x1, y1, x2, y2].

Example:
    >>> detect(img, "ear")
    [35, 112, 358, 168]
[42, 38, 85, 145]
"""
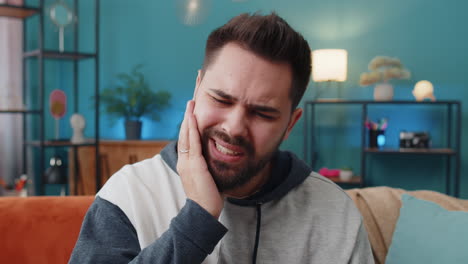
[282, 108, 303, 141]
[193, 70, 202, 99]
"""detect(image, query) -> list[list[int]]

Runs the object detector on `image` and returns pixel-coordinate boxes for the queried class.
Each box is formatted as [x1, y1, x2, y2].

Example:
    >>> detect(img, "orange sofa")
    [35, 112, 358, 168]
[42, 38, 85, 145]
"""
[0, 196, 94, 264]
[1, 187, 467, 264]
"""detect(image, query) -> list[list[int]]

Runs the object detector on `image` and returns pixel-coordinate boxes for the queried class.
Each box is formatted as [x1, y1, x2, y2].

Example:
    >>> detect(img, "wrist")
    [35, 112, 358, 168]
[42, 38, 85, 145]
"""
[202, 202, 223, 219]
[192, 198, 223, 219]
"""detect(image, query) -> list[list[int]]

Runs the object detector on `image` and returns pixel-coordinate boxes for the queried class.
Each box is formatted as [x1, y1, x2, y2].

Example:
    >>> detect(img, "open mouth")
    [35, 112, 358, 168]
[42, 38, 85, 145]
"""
[214, 141, 242, 156]
[209, 138, 245, 163]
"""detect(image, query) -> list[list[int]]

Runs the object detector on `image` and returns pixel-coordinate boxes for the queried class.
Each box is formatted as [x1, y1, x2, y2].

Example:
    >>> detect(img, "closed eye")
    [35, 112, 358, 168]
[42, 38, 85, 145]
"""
[252, 110, 275, 120]
[211, 96, 232, 105]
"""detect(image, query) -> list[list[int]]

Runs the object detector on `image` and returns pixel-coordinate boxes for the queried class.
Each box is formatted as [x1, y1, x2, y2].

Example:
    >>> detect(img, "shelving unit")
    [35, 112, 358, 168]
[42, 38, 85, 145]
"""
[23, 49, 97, 60]
[25, 140, 97, 147]
[0, 1, 101, 195]
[304, 100, 461, 197]
[0, 109, 41, 114]
[364, 148, 456, 155]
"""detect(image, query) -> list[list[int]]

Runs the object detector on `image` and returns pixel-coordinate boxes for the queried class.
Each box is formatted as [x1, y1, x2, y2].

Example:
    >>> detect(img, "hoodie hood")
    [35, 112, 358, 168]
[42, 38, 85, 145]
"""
[160, 141, 312, 206]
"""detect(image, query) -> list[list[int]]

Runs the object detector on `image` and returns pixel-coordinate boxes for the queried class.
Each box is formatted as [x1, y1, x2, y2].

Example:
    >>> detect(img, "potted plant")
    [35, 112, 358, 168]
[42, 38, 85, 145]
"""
[359, 56, 411, 101]
[100, 65, 171, 140]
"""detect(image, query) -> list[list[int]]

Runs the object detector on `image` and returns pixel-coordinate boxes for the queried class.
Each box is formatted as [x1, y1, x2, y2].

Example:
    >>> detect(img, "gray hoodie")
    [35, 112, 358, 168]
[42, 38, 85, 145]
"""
[69, 141, 374, 263]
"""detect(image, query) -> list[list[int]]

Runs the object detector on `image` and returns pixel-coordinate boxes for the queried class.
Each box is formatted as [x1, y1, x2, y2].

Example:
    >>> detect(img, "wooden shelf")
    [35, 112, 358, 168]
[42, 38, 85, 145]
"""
[306, 100, 460, 105]
[329, 176, 362, 185]
[0, 4, 40, 19]
[24, 49, 96, 60]
[0, 109, 40, 114]
[26, 140, 97, 148]
[365, 148, 456, 155]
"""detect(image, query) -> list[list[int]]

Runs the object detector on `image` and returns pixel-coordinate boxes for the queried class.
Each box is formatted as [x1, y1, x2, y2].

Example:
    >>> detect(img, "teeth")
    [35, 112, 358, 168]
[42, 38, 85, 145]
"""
[215, 142, 240, 155]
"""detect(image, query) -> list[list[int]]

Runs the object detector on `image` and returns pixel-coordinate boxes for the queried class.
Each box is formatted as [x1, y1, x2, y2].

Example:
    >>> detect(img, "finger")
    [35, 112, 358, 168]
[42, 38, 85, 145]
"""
[177, 101, 191, 157]
[188, 104, 202, 157]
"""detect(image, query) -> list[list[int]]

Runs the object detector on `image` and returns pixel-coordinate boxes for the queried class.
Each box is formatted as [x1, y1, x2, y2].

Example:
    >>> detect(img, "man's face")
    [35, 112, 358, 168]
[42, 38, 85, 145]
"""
[193, 43, 302, 192]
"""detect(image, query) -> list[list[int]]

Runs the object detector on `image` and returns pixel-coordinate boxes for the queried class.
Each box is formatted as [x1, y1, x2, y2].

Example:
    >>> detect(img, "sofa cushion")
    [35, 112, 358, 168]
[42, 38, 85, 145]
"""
[386, 194, 468, 264]
[346, 187, 468, 264]
[0, 196, 94, 264]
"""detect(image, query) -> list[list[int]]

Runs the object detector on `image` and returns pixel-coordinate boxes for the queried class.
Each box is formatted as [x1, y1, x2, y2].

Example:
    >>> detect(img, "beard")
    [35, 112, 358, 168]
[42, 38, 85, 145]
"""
[201, 127, 283, 193]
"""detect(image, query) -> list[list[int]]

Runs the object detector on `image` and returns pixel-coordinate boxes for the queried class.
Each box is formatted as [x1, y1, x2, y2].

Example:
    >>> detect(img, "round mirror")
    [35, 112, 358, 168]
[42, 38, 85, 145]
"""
[50, 2, 73, 27]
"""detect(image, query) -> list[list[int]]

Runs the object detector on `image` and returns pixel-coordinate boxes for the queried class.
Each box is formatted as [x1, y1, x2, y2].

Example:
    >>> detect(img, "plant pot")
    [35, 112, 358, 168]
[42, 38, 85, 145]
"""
[125, 120, 142, 140]
[339, 170, 353, 181]
[374, 83, 394, 101]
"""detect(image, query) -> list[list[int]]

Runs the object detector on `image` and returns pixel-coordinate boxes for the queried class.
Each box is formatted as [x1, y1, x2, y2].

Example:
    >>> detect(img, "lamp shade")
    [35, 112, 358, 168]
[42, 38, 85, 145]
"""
[312, 49, 348, 82]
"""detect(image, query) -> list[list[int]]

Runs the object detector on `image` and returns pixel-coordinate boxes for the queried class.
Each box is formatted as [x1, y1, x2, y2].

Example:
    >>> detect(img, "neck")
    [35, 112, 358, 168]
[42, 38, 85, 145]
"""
[223, 162, 272, 199]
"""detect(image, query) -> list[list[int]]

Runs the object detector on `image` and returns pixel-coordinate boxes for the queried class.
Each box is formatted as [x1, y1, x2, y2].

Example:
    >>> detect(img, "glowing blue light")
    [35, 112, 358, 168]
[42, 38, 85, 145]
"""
[377, 134, 386, 147]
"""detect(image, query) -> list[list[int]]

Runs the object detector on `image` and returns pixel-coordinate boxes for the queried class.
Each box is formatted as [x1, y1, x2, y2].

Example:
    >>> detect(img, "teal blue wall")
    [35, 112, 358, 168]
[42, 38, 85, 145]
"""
[31, 0, 468, 197]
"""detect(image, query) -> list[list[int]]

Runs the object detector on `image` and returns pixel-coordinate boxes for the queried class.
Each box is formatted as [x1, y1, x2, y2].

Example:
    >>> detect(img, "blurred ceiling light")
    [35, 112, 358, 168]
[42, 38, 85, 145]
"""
[176, 0, 211, 26]
[188, 0, 198, 11]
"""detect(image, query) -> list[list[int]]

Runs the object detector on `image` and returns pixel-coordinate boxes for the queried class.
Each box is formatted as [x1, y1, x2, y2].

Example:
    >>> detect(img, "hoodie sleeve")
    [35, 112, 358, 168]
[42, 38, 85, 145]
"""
[69, 196, 228, 264]
[348, 221, 375, 264]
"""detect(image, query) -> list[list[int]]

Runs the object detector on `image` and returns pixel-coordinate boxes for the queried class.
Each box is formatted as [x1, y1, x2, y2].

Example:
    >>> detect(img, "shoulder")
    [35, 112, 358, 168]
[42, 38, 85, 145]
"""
[96, 154, 187, 248]
[98, 154, 183, 202]
[97, 155, 186, 226]
[293, 172, 362, 219]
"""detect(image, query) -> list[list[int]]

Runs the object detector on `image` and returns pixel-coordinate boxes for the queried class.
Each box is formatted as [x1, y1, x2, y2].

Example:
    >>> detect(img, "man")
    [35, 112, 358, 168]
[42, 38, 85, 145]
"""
[70, 12, 374, 264]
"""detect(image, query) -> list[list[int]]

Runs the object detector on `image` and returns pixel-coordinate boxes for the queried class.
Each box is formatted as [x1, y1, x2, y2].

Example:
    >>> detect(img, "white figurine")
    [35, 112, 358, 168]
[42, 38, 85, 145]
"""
[70, 113, 85, 144]
[413, 80, 436, 101]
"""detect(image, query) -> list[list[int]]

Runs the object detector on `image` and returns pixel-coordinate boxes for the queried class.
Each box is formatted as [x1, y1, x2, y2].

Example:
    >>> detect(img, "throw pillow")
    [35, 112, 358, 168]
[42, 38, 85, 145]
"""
[386, 194, 468, 264]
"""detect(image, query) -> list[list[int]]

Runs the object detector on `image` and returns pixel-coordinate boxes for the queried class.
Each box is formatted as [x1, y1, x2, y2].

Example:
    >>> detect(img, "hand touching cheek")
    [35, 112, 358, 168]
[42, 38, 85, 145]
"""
[177, 100, 224, 219]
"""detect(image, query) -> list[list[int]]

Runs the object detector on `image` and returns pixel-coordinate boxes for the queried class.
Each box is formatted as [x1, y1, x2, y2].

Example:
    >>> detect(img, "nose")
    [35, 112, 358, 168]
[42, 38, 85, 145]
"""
[220, 106, 249, 139]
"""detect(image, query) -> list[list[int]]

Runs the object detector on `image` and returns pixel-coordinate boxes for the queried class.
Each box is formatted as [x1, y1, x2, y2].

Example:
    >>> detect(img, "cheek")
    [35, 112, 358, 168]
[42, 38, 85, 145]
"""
[250, 123, 286, 153]
[193, 103, 219, 132]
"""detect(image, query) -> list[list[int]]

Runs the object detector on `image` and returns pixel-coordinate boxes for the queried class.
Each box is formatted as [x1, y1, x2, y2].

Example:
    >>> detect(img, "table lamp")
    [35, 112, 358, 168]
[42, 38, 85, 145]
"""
[312, 49, 348, 99]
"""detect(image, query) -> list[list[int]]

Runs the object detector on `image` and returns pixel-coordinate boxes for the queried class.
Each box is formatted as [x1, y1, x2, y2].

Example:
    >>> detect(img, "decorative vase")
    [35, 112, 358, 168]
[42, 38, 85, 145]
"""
[125, 120, 142, 140]
[373, 83, 394, 101]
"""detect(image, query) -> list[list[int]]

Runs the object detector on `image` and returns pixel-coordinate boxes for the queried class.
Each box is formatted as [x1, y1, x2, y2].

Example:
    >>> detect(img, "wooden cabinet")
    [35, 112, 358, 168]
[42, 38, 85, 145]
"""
[69, 140, 170, 195]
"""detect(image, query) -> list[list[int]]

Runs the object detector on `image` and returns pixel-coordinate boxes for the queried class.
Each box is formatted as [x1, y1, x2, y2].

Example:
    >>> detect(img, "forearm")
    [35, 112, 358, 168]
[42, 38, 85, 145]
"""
[69, 197, 227, 264]
[131, 199, 227, 263]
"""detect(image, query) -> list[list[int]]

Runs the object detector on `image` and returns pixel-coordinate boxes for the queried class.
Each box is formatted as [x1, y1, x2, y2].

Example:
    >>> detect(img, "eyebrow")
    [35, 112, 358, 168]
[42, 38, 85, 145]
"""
[209, 88, 281, 114]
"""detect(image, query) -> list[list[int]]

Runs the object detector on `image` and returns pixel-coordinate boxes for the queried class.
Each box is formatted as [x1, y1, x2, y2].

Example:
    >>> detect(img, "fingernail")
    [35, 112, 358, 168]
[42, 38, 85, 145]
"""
[185, 101, 192, 114]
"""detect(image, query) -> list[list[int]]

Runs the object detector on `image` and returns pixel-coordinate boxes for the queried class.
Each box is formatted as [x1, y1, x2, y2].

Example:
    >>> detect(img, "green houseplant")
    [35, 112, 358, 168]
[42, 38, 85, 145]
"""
[100, 65, 171, 139]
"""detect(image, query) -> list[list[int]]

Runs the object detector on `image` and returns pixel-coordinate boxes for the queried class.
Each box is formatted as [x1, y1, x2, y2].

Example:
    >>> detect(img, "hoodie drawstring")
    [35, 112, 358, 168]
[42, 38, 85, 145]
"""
[252, 203, 262, 264]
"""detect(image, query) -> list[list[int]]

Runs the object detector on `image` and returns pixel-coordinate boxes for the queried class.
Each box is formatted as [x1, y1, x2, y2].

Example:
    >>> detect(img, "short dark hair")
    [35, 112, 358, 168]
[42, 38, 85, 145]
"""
[201, 12, 311, 110]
